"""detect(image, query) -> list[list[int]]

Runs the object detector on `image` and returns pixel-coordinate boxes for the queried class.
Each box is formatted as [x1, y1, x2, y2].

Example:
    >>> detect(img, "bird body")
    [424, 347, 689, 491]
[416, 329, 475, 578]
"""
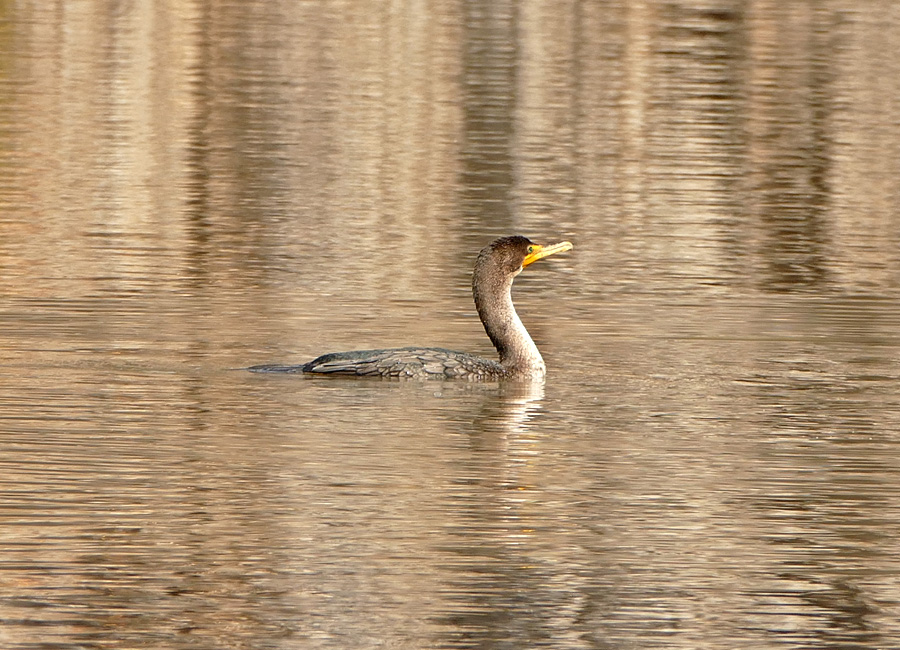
[262, 347, 507, 379]
[249, 236, 572, 380]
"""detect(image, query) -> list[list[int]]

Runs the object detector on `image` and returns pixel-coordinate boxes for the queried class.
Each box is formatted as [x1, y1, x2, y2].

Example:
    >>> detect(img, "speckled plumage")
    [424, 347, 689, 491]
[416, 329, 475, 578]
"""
[248, 236, 572, 380]
[250, 347, 506, 379]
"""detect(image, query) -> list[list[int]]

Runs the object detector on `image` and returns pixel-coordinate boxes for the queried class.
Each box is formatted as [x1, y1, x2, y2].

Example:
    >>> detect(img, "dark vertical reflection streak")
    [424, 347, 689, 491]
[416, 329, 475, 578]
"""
[748, 4, 840, 292]
[184, 0, 213, 255]
[460, 0, 518, 230]
[643, 4, 752, 287]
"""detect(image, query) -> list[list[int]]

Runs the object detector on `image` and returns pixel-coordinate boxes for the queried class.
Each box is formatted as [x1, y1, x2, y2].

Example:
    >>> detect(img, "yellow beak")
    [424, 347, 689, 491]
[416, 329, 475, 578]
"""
[522, 240, 574, 267]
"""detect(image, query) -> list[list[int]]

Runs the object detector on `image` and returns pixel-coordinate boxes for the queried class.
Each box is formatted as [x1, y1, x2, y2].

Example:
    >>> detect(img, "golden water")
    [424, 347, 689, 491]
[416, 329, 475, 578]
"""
[1, 2, 899, 648]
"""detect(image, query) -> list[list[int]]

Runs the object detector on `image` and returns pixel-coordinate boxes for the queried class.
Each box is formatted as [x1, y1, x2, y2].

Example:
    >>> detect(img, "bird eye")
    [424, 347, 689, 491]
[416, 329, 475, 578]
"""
[527, 246, 534, 254]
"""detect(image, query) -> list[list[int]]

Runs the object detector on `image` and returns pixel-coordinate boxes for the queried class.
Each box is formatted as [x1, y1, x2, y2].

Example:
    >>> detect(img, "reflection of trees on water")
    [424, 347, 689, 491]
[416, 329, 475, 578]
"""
[460, 0, 517, 231]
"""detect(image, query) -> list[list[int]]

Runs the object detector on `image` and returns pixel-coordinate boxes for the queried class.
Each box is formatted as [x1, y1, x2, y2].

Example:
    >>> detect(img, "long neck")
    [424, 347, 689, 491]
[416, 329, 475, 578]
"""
[473, 271, 545, 377]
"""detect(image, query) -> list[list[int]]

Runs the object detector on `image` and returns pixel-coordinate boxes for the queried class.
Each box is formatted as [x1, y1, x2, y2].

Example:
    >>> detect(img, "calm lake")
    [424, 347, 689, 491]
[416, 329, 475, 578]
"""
[2, 1, 900, 648]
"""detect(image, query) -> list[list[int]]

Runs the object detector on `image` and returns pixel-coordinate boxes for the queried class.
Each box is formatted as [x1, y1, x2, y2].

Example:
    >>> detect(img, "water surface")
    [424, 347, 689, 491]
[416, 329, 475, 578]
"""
[2, 2, 900, 649]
